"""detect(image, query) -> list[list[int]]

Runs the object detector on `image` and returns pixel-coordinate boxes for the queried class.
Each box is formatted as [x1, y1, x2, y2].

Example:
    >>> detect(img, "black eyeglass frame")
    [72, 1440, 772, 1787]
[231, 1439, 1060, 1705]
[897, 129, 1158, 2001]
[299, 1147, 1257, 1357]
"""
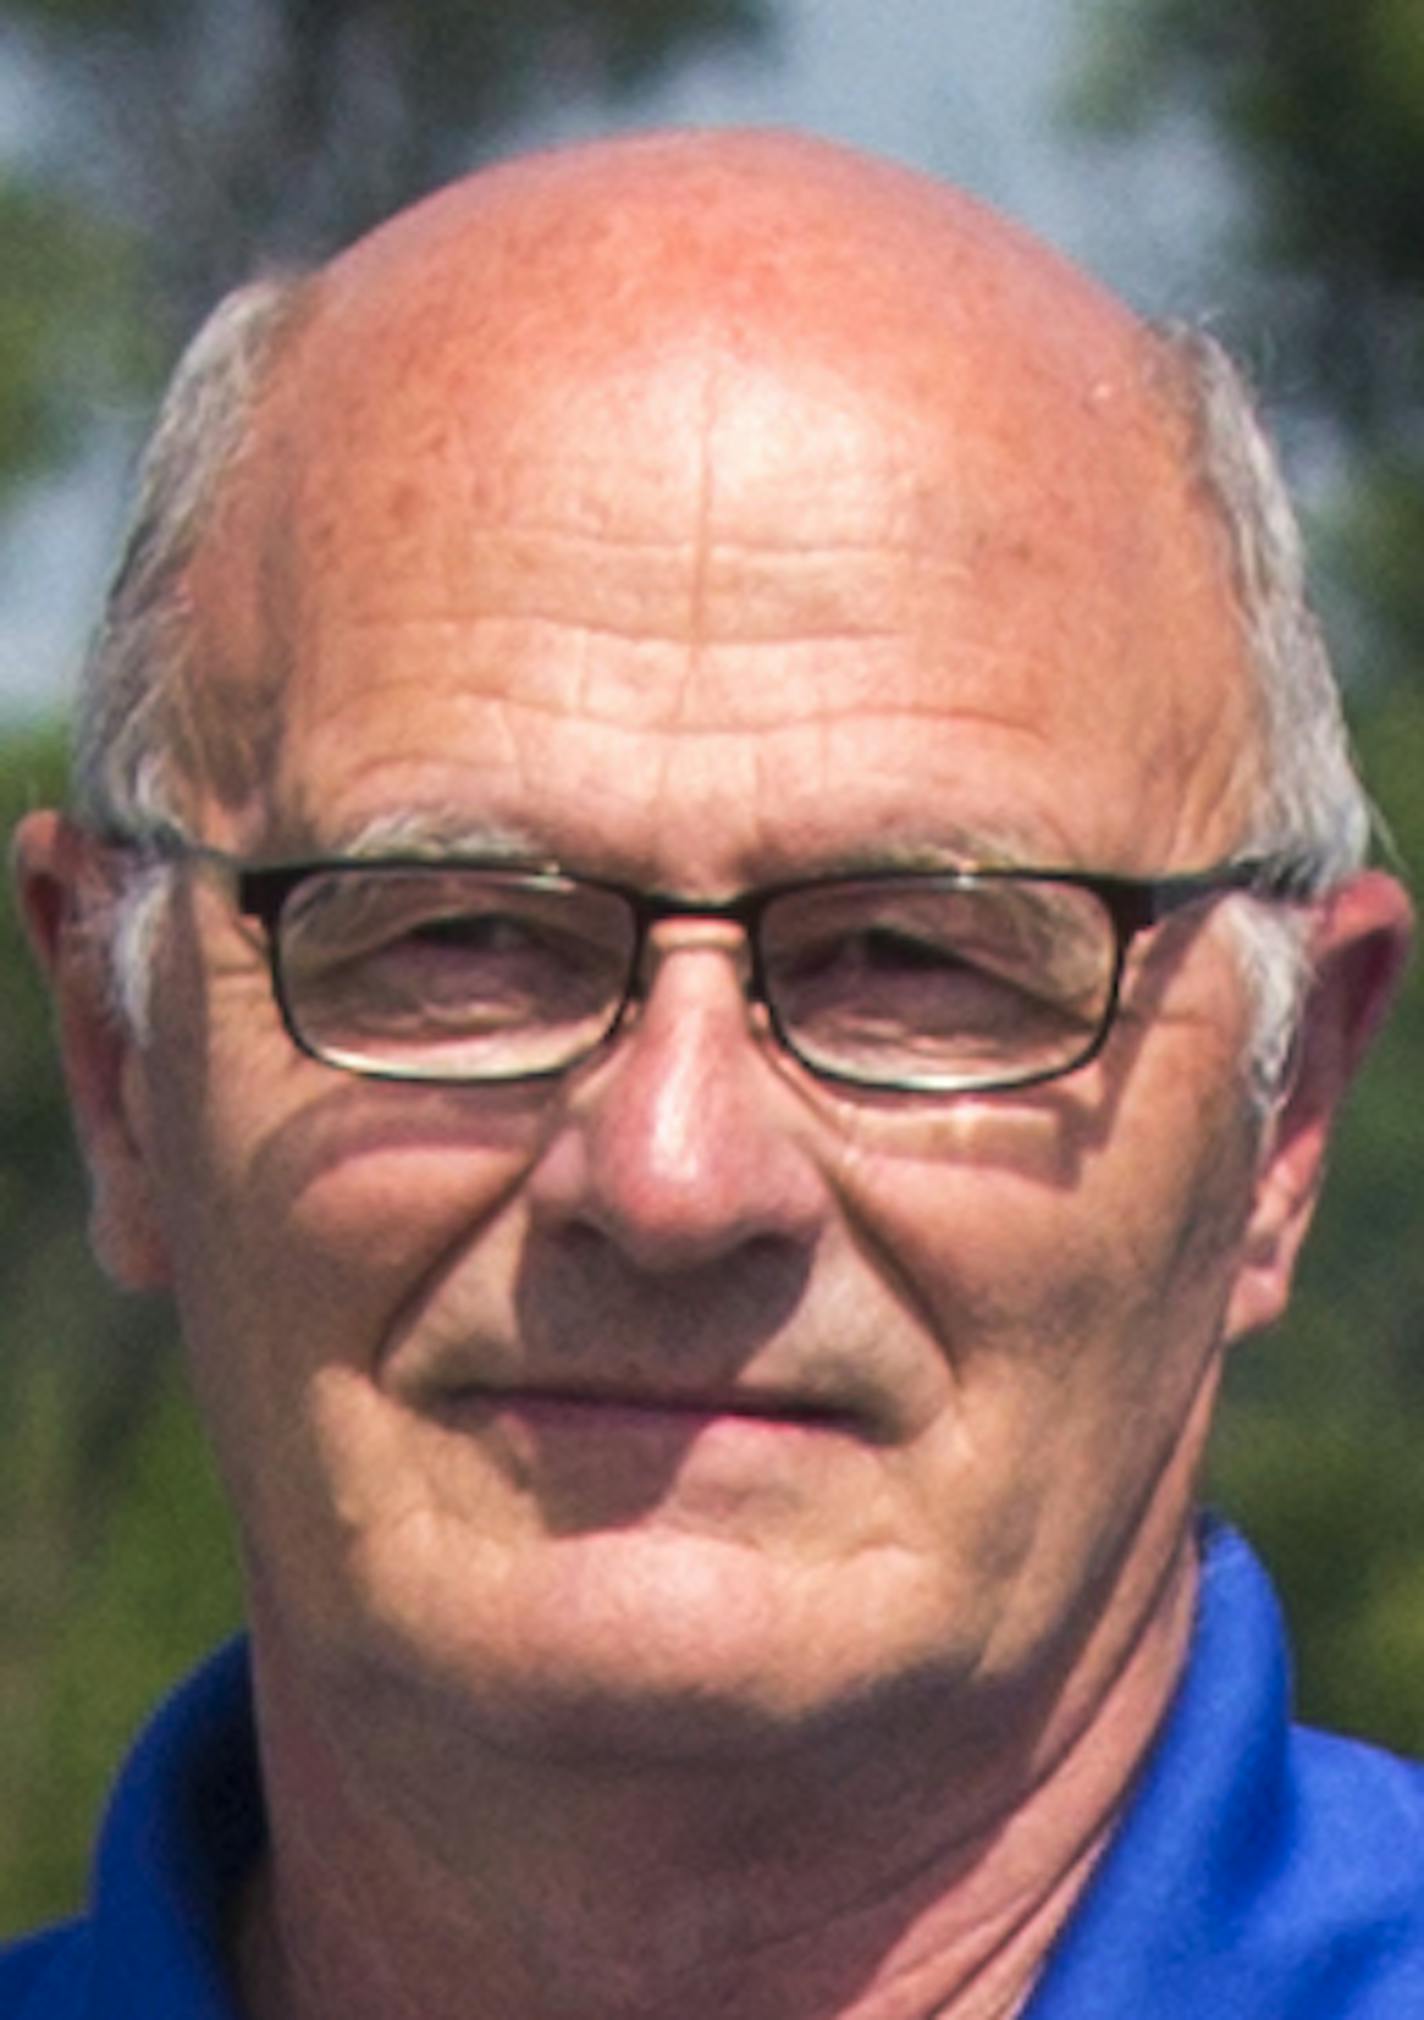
[108, 827, 1318, 1096]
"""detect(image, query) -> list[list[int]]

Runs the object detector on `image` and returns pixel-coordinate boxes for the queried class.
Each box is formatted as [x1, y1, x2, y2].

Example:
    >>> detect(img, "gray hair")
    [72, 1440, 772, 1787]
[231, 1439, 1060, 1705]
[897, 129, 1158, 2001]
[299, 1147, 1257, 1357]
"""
[73, 272, 309, 840]
[72, 272, 308, 1034]
[1155, 324, 1373, 1102]
[75, 288, 1372, 1097]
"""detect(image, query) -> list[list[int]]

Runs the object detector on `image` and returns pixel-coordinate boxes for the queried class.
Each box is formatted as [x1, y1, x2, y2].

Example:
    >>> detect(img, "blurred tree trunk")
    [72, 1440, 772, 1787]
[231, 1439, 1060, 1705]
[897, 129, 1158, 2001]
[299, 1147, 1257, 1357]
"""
[0, 0, 769, 490]
[1075, 0, 1424, 696]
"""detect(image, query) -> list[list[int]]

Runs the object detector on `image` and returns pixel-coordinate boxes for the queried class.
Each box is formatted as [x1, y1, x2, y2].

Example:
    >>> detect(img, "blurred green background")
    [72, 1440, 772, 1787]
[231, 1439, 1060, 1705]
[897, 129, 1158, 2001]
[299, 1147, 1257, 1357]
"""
[1, 0, 1422, 1939]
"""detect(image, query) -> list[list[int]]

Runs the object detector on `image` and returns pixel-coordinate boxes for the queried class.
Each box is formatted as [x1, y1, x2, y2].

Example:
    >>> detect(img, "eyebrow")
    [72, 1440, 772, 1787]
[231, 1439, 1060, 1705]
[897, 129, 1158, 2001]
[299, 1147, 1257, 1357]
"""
[315, 812, 1066, 883]
[810, 823, 1061, 879]
[329, 809, 559, 867]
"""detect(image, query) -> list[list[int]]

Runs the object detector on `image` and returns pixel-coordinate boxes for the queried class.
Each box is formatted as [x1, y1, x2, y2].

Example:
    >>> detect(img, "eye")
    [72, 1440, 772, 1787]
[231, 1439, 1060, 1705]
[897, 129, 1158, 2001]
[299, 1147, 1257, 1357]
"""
[834, 926, 968, 975]
[781, 921, 1022, 1022]
[405, 911, 546, 960]
[276, 869, 636, 1054]
[303, 901, 600, 1002]
[761, 877, 1115, 1078]
[775, 921, 969, 994]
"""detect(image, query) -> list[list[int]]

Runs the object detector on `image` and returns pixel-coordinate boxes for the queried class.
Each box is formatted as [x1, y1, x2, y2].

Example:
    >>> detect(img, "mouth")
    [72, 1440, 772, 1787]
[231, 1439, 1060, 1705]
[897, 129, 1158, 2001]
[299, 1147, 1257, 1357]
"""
[435, 1383, 864, 1439]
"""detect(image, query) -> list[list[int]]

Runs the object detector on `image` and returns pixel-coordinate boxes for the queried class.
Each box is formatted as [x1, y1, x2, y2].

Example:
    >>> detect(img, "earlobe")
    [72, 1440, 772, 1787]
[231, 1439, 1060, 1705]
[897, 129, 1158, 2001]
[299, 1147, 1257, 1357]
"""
[13, 810, 173, 1292]
[1224, 869, 1414, 1344]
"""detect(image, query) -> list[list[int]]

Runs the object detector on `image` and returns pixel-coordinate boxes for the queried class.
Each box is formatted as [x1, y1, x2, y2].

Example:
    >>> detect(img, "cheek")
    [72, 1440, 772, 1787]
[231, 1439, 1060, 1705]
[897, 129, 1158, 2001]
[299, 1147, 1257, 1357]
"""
[139, 987, 551, 1463]
[833, 1070, 1258, 1444]
[145, 1102, 552, 1632]
[820, 1085, 1257, 1674]
[168, 1122, 538, 1349]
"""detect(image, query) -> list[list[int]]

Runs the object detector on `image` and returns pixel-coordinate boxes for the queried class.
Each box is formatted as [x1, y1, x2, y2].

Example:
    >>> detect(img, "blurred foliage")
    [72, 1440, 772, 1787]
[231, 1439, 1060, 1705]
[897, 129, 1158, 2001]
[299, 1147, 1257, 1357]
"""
[0, 0, 770, 489]
[0, 179, 143, 481]
[1074, 0, 1424, 695]
[1074, 0, 1424, 1742]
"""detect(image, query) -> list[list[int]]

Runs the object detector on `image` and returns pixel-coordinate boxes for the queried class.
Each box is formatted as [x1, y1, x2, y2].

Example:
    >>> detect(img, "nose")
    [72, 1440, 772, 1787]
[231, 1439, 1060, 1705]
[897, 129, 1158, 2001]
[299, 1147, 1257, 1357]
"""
[525, 920, 827, 1273]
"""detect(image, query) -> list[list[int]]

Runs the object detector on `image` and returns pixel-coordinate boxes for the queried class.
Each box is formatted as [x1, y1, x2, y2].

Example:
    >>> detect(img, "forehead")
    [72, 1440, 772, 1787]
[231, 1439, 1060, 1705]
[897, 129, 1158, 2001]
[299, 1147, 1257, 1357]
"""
[189, 145, 1260, 874]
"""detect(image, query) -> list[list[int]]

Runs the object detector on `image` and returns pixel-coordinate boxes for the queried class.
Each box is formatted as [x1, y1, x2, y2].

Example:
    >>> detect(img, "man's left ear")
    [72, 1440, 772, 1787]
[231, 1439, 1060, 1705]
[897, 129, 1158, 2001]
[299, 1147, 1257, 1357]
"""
[1225, 869, 1414, 1344]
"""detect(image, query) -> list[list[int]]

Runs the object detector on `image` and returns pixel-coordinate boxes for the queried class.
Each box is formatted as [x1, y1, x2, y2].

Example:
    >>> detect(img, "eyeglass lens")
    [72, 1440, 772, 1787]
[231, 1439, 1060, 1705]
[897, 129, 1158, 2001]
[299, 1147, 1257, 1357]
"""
[272, 866, 1120, 1088]
[760, 876, 1113, 1086]
[277, 868, 635, 1079]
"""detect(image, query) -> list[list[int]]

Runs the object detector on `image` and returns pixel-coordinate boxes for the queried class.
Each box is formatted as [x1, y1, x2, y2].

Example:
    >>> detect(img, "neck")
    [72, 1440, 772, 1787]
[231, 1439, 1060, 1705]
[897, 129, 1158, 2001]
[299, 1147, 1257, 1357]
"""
[234, 1537, 1199, 2020]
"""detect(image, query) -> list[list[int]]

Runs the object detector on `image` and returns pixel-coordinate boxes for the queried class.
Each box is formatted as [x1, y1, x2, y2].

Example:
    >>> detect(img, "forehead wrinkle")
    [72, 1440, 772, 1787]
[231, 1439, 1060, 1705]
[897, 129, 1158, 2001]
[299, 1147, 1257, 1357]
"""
[653, 340, 718, 741]
[695, 344, 722, 583]
[303, 566, 937, 648]
[190, 137, 1256, 870]
[304, 680, 1059, 741]
[284, 614, 1021, 737]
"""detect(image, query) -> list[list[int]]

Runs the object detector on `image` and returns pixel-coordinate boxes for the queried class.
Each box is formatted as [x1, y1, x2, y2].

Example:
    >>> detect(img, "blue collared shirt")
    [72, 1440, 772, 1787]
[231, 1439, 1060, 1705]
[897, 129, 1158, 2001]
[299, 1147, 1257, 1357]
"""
[3, 1526, 1423, 2016]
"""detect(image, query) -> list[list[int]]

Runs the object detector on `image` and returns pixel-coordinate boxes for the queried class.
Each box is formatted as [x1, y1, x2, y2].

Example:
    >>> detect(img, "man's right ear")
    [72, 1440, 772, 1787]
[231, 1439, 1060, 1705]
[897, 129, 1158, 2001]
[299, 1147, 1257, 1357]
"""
[13, 809, 172, 1291]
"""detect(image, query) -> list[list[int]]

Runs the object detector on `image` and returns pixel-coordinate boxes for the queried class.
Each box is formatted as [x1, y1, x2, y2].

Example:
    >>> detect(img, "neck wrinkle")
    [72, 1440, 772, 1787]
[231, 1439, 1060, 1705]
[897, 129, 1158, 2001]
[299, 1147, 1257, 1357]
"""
[234, 1537, 1198, 2020]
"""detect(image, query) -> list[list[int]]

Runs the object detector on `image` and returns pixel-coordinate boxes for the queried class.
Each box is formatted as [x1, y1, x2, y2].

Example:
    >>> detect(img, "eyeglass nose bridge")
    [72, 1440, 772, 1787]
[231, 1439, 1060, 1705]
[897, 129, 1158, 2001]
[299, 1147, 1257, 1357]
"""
[622, 896, 762, 1008]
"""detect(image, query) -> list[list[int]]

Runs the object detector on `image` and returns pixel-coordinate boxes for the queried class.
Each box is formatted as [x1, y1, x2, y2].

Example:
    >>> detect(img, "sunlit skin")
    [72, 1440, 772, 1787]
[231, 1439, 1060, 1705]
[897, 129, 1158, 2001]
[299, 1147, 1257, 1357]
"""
[17, 133, 1411, 2020]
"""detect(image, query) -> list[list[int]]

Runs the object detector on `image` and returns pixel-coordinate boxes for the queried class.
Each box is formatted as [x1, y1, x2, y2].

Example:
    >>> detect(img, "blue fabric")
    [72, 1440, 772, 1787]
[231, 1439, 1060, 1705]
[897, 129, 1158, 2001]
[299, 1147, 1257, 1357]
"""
[1023, 1527, 1424, 2017]
[0, 1638, 258, 2018]
[3, 1527, 1422, 2016]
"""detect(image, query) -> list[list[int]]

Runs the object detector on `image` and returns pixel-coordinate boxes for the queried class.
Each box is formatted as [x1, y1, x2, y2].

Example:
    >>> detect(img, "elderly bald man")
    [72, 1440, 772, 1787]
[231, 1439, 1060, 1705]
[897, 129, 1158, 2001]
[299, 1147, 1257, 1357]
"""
[7, 129, 1421, 2020]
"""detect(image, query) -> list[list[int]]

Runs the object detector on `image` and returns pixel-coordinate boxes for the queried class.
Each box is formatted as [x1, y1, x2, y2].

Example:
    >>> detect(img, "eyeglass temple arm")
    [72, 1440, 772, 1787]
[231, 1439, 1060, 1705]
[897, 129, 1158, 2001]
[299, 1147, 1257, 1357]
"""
[1102, 853, 1322, 938]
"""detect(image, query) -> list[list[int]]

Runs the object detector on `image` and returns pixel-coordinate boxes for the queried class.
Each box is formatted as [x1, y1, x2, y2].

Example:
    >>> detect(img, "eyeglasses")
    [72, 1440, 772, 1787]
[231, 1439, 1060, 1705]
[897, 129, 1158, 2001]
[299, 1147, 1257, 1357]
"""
[114, 831, 1315, 1095]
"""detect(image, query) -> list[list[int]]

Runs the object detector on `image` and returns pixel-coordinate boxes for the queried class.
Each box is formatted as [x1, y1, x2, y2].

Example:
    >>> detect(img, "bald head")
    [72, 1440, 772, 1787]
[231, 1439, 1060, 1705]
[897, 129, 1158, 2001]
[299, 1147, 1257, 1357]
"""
[76, 128, 1365, 935]
[303, 127, 1146, 397]
[156, 134, 1236, 836]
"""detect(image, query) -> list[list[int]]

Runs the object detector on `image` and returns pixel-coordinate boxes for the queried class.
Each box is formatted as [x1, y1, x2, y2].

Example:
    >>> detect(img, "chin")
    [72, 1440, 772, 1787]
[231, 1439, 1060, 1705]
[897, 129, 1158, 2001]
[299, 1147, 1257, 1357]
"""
[306, 1522, 974, 1770]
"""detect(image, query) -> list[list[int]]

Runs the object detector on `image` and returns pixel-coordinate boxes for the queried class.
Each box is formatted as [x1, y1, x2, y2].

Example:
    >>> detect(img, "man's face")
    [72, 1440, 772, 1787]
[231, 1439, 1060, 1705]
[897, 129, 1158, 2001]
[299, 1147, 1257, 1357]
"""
[103, 244, 1276, 1776]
